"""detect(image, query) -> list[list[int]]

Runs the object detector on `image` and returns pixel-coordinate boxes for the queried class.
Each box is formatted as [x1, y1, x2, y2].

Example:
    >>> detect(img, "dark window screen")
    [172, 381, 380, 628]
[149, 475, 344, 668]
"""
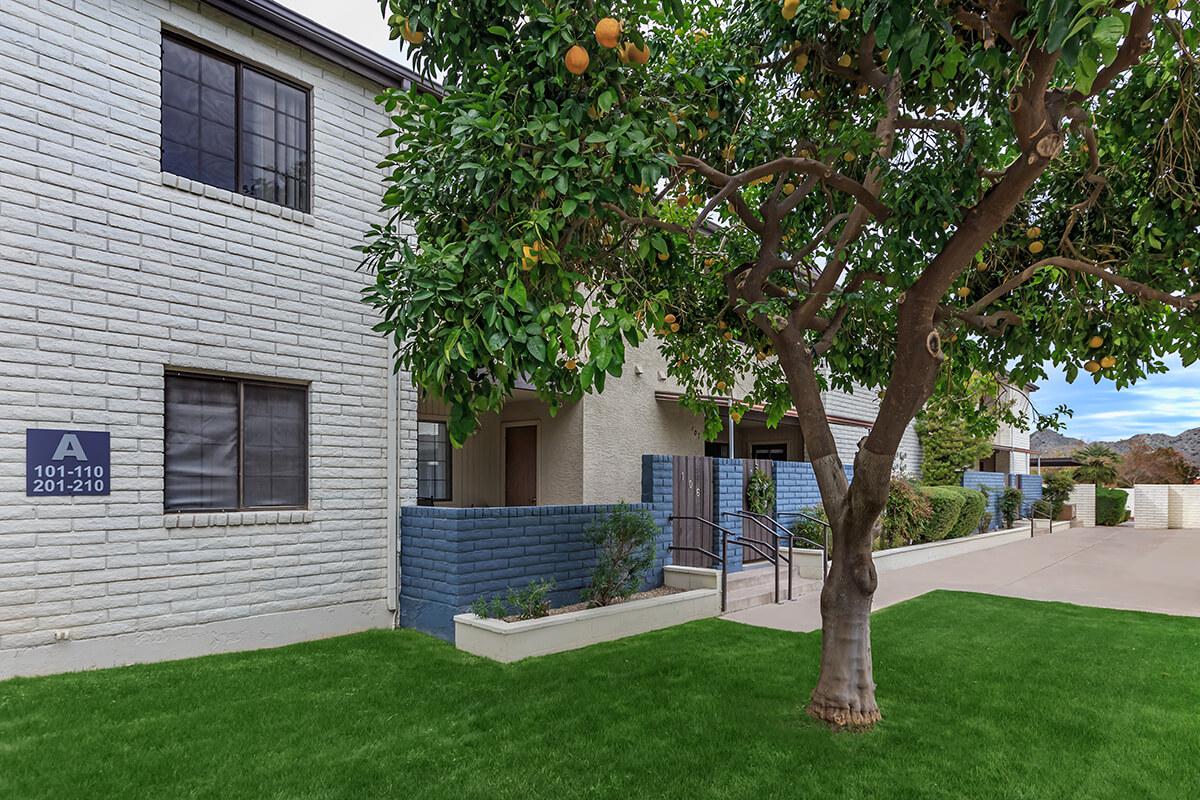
[417, 420, 451, 502]
[160, 34, 310, 212]
[164, 375, 239, 511]
[164, 374, 308, 512]
[161, 37, 237, 192]
[243, 383, 307, 507]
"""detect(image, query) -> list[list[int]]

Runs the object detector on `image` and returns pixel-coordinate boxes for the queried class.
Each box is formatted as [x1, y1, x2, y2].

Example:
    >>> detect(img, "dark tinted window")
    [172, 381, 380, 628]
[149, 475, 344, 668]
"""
[417, 421, 451, 502]
[160, 35, 310, 212]
[164, 374, 308, 512]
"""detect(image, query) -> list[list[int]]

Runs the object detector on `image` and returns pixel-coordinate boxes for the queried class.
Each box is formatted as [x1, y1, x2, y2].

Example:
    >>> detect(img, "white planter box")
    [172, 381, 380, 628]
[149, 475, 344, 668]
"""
[454, 585, 720, 663]
[871, 525, 1032, 572]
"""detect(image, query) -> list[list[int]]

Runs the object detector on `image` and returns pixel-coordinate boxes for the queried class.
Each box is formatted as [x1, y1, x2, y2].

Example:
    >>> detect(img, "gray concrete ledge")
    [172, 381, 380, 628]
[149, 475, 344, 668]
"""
[0, 600, 393, 680]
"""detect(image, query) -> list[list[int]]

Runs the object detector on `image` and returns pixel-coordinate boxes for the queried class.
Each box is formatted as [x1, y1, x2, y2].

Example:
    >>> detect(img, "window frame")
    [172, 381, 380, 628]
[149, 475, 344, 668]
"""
[160, 31, 314, 213]
[163, 371, 310, 513]
[416, 418, 453, 504]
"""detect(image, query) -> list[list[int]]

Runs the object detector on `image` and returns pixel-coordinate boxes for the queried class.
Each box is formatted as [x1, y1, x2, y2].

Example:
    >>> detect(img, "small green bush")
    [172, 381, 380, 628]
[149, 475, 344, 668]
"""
[583, 503, 658, 607]
[1096, 487, 1129, 526]
[789, 506, 829, 552]
[1041, 471, 1076, 518]
[918, 486, 966, 542]
[881, 478, 933, 549]
[999, 487, 1023, 528]
[506, 579, 555, 620]
[947, 487, 988, 539]
[1031, 498, 1054, 519]
[469, 596, 507, 619]
[745, 467, 775, 515]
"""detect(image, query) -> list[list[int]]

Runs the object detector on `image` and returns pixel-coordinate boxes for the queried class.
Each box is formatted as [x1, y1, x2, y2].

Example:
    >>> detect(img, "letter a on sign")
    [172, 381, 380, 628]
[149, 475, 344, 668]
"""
[51, 433, 89, 462]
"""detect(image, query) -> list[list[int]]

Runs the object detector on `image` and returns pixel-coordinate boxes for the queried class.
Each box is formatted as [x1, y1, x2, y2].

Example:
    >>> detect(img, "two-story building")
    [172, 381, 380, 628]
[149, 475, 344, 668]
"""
[0, 0, 427, 678]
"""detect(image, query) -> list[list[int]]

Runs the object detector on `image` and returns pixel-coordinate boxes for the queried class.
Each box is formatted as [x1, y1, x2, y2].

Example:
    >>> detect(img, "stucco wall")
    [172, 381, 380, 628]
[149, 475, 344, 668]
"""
[419, 393, 584, 506]
[581, 339, 705, 504]
[0, 0, 416, 677]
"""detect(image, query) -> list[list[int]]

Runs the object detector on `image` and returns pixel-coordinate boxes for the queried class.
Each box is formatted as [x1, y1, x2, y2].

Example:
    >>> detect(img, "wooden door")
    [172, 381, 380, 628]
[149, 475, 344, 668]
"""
[504, 425, 537, 506]
[742, 458, 775, 562]
[671, 456, 713, 568]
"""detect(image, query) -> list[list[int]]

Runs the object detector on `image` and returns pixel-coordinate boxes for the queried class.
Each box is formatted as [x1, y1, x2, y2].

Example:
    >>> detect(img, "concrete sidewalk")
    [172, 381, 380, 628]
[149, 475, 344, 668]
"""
[724, 527, 1200, 633]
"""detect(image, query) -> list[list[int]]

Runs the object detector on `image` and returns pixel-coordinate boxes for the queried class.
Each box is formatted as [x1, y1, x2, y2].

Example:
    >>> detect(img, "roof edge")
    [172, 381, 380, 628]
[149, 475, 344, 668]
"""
[202, 0, 441, 95]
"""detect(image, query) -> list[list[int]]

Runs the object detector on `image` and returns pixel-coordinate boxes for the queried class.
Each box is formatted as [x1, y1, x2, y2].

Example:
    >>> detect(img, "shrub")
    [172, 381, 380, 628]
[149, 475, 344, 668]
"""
[506, 578, 555, 620]
[880, 478, 932, 549]
[1096, 487, 1129, 526]
[980, 512, 993, 532]
[1041, 471, 1076, 518]
[582, 503, 658, 607]
[745, 467, 776, 515]
[917, 486, 966, 542]
[999, 487, 1023, 528]
[469, 596, 507, 619]
[947, 487, 988, 539]
[789, 506, 829, 552]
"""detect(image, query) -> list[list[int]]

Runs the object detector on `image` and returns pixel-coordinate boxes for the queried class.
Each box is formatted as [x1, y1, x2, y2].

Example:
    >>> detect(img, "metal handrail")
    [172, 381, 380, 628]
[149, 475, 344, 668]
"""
[723, 511, 789, 603]
[668, 515, 738, 612]
[753, 509, 831, 580]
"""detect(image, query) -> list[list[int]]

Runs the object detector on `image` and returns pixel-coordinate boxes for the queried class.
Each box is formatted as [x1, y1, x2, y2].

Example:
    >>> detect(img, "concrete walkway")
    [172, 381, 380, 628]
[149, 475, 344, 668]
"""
[724, 527, 1200, 633]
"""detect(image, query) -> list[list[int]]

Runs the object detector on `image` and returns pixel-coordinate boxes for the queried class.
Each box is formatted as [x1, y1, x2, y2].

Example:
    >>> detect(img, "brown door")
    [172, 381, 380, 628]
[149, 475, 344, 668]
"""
[671, 456, 714, 568]
[504, 425, 538, 506]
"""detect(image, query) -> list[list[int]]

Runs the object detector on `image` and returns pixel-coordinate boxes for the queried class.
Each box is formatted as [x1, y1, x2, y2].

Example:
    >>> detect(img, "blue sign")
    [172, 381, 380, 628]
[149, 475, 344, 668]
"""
[26, 429, 110, 496]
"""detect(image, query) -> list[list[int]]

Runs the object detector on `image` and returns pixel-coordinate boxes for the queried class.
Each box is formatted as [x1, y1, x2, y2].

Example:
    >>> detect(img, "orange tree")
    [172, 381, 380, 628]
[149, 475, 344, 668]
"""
[363, 0, 1199, 728]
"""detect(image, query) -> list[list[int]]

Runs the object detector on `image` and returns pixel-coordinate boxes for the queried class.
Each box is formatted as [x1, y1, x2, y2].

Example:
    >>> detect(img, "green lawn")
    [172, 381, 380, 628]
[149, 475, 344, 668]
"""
[2, 591, 1198, 799]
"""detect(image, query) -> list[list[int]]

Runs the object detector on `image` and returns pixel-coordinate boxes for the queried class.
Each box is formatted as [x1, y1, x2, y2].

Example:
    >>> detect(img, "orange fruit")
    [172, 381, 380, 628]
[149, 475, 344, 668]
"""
[401, 20, 424, 45]
[565, 45, 590, 75]
[716, 380, 727, 391]
[1028, 240, 1045, 254]
[843, 151, 857, 162]
[957, 286, 970, 298]
[838, 6, 851, 21]
[782, 0, 800, 20]
[676, 194, 690, 208]
[1088, 335, 1104, 349]
[723, 331, 733, 340]
[670, 322, 681, 333]
[838, 53, 852, 68]
[1100, 355, 1117, 369]
[664, 313, 677, 324]
[793, 52, 809, 72]
[1084, 360, 1101, 374]
[707, 108, 720, 120]
[1026, 226, 1041, 238]
[565, 358, 578, 371]
[594, 17, 621, 49]
[657, 251, 669, 261]
[624, 41, 651, 65]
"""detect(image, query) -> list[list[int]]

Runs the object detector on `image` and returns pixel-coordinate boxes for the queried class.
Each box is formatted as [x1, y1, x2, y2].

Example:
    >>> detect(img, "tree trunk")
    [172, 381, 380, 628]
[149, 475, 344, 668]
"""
[807, 526, 880, 729]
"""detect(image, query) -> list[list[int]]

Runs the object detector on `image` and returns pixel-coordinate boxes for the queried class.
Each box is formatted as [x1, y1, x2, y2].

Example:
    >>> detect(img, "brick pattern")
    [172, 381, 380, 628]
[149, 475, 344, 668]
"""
[1167, 486, 1200, 529]
[0, 0, 417, 658]
[1134, 485, 1171, 529]
[821, 383, 922, 476]
[1069, 484, 1096, 528]
[1016, 474, 1043, 517]
[711, 459, 744, 572]
[399, 504, 672, 640]
[961, 471, 1007, 529]
[641, 454, 673, 505]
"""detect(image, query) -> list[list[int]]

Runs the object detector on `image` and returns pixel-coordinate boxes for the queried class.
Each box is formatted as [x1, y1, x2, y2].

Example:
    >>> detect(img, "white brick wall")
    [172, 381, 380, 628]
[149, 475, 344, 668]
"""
[1167, 486, 1200, 529]
[1069, 483, 1095, 528]
[1133, 485, 1170, 529]
[822, 384, 923, 477]
[0, 0, 416, 676]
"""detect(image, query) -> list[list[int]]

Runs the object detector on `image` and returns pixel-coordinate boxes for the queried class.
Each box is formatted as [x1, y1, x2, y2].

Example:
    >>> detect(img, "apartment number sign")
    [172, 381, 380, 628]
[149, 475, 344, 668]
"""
[26, 429, 110, 496]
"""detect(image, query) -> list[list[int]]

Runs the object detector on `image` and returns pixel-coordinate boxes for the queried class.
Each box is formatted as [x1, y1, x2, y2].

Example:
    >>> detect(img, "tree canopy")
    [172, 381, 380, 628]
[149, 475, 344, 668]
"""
[364, 0, 1199, 448]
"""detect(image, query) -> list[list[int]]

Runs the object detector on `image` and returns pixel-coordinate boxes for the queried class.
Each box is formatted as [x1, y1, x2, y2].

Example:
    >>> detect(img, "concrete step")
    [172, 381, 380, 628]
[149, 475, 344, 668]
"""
[723, 564, 822, 612]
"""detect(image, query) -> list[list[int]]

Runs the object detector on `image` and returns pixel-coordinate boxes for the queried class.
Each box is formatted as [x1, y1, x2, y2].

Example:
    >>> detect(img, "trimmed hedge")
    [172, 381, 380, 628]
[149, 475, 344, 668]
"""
[919, 486, 966, 542]
[947, 487, 988, 539]
[1096, 487, 1128, 526]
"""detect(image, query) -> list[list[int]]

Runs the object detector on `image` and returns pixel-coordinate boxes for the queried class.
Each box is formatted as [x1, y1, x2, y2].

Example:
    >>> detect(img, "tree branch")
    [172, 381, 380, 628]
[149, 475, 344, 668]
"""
[965, 257, 1200, 313]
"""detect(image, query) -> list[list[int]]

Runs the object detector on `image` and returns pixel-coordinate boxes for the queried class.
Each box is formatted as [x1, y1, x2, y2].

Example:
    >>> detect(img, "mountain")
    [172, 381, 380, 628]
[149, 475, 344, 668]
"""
[1031, 427, 1200, 467]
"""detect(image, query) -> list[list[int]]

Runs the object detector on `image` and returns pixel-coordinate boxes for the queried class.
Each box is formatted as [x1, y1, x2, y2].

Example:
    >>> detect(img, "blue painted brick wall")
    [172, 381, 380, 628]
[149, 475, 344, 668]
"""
[962, 470, 1007, 530]
[1017, 474, 1043, 516]
[712, 458, 744, 572]
[400, 502, 672, 641]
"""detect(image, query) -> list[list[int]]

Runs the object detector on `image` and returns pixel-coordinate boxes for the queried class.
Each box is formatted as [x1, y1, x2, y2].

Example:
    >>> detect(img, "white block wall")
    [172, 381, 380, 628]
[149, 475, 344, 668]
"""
[1133, 485, 1170, 529]
[822, 384, 923, 477]
[1167, 486, 1200, 529]
[1069, 483, 1095, 528]
[0, 0, 416, 677]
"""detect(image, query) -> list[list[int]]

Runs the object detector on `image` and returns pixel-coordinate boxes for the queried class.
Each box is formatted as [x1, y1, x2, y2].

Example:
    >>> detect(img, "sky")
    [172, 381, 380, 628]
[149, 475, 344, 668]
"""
[279, 1, 1200, 444]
